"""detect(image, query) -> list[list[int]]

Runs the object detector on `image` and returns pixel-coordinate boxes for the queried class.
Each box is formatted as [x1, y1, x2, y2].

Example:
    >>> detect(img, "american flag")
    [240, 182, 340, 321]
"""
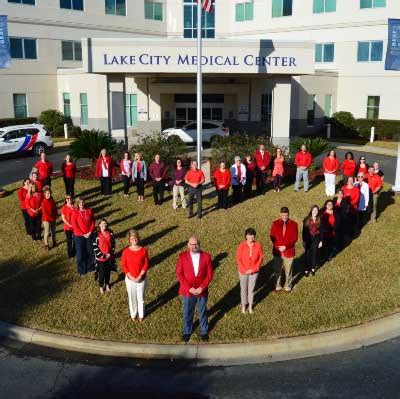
[202, 0, 213, 13]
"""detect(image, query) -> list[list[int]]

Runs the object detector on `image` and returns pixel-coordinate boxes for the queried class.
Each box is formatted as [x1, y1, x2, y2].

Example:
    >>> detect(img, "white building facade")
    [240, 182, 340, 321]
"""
[1, 0, 399, 144]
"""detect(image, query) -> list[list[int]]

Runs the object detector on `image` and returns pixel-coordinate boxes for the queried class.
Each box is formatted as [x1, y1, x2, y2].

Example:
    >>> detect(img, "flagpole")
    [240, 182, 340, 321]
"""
[196, 0, 202, 167]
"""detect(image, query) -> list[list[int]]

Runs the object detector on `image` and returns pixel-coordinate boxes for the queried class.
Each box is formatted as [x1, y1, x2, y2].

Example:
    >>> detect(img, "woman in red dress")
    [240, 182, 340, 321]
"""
[61, 153, 77, 197]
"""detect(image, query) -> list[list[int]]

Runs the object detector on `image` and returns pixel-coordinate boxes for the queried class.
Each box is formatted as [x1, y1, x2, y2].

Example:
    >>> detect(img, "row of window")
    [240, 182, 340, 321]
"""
[8, 0, 164, 20]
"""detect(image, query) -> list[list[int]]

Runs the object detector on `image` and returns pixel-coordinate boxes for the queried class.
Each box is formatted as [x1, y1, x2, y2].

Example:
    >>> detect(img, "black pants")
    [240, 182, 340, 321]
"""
[188, 186, 202, 218]
[21, 209, 31, 235]
[232, 185, 243, 204]
[217, 189, 228, 209]
[98, 259, 111, 288]
[136, 176, 145, 196]
[122, 175, 130, 195]
[29, 215, 41, 241]
[256, 171, 267, 195]
[63, 177, 75, 197]
[152, 180, 164, 204]
[243, 171, 254, 199]
[65, 230, 75, 258]
[357, 210, 369, 230]
[305, 236, 320, 272]
[324, 236, 336, 261]
[42, 177, 51, 187]
[100, 176, 112, 195]
[273, 174, 283, 190]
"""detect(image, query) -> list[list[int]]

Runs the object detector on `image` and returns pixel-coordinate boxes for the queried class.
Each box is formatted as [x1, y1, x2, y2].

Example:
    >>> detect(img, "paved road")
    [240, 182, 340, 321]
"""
[0, 337, 400, 398]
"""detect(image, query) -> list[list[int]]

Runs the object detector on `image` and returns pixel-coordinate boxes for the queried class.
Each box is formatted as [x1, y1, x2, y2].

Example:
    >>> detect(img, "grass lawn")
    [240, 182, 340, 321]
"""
[368, 141, 399, 151]
[1, 177, 399, 344]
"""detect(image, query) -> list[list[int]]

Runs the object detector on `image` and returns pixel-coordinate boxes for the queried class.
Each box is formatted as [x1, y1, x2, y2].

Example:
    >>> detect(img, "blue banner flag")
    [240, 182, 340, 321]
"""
[0, 15, 11, 69]
[385, 18, 400, 71]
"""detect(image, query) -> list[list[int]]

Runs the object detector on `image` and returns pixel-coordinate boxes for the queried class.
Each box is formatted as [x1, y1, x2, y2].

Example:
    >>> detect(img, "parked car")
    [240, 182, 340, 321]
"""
[0, 124, 53, 157]
[163, 121, 229, 144]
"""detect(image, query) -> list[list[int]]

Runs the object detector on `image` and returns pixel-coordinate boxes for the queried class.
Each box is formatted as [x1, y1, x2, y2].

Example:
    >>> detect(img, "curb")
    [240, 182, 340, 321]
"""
[1, 312, 399, 367]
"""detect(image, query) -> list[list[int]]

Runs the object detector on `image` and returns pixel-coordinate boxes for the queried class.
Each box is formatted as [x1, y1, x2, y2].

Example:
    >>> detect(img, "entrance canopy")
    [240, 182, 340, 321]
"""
[83, 38, 315, 75]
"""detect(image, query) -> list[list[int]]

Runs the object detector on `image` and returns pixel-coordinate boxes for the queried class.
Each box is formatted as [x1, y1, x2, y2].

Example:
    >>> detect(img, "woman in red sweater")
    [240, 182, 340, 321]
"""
[95, 148, 114, 196]
[341, 176, 360, 237]
[356, 156, 369, 176]
[30, 170, 43, 192]
[72, 197, 96, 275]
[236, 228, 263, 314]
[61, 195, 76, 258]
[323, 150, 339, 197]
[41, 186, 58, 251]
[34, 152, 53, 187]
[61, 154, 77, 198]
[213, 161, 231, 210]
[121, 230, 149, 321]
[243, 155, 256, 198]
[17, 179, 31, 236]
[25, 183, 43, 241]
[340, 152, 356, 184]
[321, 200, 338, 262]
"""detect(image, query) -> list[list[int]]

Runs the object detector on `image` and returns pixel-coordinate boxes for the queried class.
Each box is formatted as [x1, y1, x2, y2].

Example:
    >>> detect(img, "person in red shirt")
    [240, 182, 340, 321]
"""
[323, 150, 339, 197]
[269, 206, 298, 292]
[342, 176, 360, 236]
[272, 147, 285, 192]
[34, 152, 53, 187]
[95, 148, 114, 196]
[17, 179, 31, 236]
[294, 144, 313, 192]
[30, 170, 43, 192]
[213, 161, 231, 210]
[236, 228, 263, 314]
[149, 153, 167, 205]
[72, 197, 96, 275]
[176, 236, 213, 342]
[61, 195, 76, 258]
[61, 153, 77, 198]
[25, 183, 43, 241]
[366, 166, 383, 223]
[340, 152, 356, 184]
[120, 151, 132, 197]
[243, 155, 256, 198]
[121, 230, 149, 321]
[254, 143, 271, 195]
[41, 186, 58, 251]
[356, 156, 369, 176]
[321, 200, 339, 262]
[185, 160, 205, 219]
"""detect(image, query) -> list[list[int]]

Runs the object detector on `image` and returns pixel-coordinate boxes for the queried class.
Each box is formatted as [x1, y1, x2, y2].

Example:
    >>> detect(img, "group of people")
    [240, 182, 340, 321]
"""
[15, 141, 385, 342]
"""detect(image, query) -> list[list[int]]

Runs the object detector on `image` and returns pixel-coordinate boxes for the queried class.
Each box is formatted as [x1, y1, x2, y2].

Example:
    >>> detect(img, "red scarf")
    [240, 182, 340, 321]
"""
[237, 165, 241, 180]
[98, 231, 112, 258]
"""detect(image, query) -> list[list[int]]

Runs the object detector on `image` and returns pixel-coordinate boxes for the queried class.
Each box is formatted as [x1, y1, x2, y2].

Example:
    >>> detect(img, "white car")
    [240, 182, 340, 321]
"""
[0, 124, 53, 157]
[163, 121, 229, 144]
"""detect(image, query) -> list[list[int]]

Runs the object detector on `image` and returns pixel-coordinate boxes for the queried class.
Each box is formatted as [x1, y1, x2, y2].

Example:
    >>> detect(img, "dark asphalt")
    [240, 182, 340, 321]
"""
[0, 337, 400, 398]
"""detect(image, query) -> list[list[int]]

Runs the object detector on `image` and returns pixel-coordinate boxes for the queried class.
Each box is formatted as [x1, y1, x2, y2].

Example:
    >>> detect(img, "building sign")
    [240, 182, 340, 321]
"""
[385, 19, 400, 71]
[0, 16, 11, 69]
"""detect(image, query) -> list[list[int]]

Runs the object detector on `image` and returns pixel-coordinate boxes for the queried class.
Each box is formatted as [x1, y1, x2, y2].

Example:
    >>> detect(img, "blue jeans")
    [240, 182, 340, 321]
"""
[295, 168, 309, 191]
[74, 234, 95, 275]
[183, 296, 208, 336]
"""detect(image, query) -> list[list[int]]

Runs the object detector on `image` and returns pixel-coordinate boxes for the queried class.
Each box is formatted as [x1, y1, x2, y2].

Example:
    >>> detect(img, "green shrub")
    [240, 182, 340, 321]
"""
[39, 110, 69, 133]
[290, 137, 332, 158]
[0, 117, 37, 128]
[68, 125, 82, 138]
[355, 119, 400, 141]
[130, 132, 186, 167]
[70, 130, 122, 161]
[331, 111, 358, 138]
[53, 124, 66, 137]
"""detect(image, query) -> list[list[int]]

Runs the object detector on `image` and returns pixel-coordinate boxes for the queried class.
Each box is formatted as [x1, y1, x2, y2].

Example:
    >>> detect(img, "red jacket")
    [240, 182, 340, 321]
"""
[270, 218, 298, 258]
[213, 169, 231, 190]
[323, 157, 339, 174]
[95, 156, 114, 178]
[366, 173, 382, 193]
[294, 151, 312, 168]
[236, 241, 263, 275]
[41, 197, 58, 222]
[17, 187, 28, 210]
[62, 162, 77, 179]
[341, 159, 356, 177]
[341, 185, 360, 213]
[34, 160, 53, 180]
[25, 192, 43, 217]
[254, 150, 270, 172]
[176, 251, 213, 297]
[71, 208, 95, 237]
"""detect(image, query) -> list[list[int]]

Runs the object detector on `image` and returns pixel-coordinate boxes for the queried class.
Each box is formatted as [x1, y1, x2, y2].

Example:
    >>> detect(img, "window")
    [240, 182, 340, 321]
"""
[315, 43, 335, 62]
[313, 0, 336, 13]
[366, 96, 380, 119]
[307, 95, 316, 126]
[61, 41, 82, 61]
[105, 0, 126, 16]
[184, 0, 215, 38]
[13, 94, 28, 118]
[272, 0, 292, 17]
[357, 41, 383, 62]
[324, 94, 333, 118]
[8, 0, 35, 5]
[63, 93, 71, 118]
[236, 2, 254, 22]
[125, 94, 137, 127]
[80, 93, 88, 125]
[60, 0, 84, 11]
[360, 0, 386, 9]
[145, 1, 163, 21]
[9, 37, 37, 59]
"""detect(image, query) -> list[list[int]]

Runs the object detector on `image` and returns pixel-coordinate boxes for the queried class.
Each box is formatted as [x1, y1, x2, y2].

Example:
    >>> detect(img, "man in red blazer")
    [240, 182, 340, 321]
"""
[176, 236, 213, 342]
[254, 143, 271, 195]
[269, 206, 298, 293]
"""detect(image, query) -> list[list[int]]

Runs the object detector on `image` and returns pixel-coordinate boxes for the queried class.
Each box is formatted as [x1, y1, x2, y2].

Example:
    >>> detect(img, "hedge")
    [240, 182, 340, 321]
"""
[355, 119, 400, 141]
[0, 117, 37, 128]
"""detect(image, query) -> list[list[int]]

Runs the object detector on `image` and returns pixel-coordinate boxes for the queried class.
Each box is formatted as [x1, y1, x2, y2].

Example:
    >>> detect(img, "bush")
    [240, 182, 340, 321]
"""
[68, 125, 82, 138]
[70, 130, 122, 161]
[39, 110, 69, 134]
[53, 124, 66, 137]
[130, 132, 187, 167]
[355, 119, 400, 141]
[0, 117, 37, 128]
[331, 111, 358, 138]
[290, 137, 332, 158]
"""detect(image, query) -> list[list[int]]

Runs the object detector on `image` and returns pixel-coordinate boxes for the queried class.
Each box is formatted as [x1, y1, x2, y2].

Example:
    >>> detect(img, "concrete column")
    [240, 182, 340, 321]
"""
[272, 77, 292, 147]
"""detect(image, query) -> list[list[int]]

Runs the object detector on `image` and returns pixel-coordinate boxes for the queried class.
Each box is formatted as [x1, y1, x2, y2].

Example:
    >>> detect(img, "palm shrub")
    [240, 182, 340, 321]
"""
[290, 137, 332, 158]
[70, 129, 122, 161]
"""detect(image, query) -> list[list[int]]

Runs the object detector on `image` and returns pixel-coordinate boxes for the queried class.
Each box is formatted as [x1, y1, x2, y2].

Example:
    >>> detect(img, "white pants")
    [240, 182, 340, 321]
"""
[125, 276, 146, 319]
[324, 173, 336, 197]
[172, 185, 186, 209]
